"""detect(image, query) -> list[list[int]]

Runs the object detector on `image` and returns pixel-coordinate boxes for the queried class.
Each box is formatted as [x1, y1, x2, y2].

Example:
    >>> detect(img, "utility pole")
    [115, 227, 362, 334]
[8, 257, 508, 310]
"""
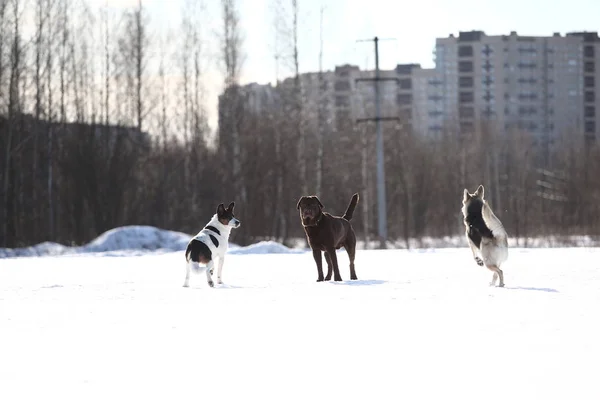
[356, 36, 399, 249]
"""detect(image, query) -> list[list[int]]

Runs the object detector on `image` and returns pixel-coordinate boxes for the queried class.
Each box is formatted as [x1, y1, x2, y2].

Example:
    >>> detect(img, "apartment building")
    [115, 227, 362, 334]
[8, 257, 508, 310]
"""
[435, 30, 600, 139]
[220, 30, 600, 142]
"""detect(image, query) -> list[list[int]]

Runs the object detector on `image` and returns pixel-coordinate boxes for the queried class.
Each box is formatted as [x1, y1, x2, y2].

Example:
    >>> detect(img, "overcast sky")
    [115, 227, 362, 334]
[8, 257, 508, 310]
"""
[96, 0, 600, 130]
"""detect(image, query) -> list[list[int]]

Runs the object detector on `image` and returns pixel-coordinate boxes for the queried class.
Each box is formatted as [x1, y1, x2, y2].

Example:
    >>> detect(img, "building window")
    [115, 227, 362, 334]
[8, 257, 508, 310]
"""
[483, 107, 495, 117]
[459, 61, 473, 73]
[459, 76, 474, 88]
[585, 121, 595, 133]
[518, 77, 537, 84]
[518, 47, 537, 54]
[458, 45, 474, 57]
[459, 107, 474, 118]
[585, 91, 595, 102]
[517, 62, 536, 69]
[584, 46, 595, 58]
[398, 78, 412, 90]
[397, 93, 412, 105]
[460, 121, 474, 132]
[459, 91, 474, 103]
[334, 81, 351, 91]
[482, 45, 493, 56]
[518, 93, 538, 101]
[335, 96, 349, 107]
[585, 62, 595, 73]
[585, 106, 595, 118]
[519, 106, 537, 116]
[585, 76, 595, 88]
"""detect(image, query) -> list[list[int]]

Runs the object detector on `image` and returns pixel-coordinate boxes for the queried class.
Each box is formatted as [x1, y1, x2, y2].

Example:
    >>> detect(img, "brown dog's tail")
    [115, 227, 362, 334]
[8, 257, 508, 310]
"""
[342, 193, 359, 221]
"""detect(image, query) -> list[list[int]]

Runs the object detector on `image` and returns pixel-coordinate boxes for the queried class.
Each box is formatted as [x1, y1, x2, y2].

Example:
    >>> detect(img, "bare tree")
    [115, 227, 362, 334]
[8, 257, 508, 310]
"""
[290, 0, 306, 195]
[219, 0, 246, 204]
[0, 0, 7, 113]
[315, 4, 325, 196]
[3, 0, 24, 246]
[132, 0, 147, 132]
[101, 1, 109, 125]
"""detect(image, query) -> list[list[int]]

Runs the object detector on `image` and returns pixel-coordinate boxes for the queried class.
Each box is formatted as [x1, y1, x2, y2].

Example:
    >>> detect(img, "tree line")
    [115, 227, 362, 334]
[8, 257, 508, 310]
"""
[1, 0, 599, 249]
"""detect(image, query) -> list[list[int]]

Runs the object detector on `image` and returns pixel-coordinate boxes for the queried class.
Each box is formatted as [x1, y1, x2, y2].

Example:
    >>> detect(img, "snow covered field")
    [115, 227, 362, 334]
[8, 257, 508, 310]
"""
[2, 232, 600, 399]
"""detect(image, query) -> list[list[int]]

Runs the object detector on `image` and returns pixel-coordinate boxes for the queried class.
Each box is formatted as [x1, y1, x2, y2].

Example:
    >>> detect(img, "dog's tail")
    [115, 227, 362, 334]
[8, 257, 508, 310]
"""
[482, 201, 508, 241]
[342, 193, 360, 221]
[185, 241, 193, 262]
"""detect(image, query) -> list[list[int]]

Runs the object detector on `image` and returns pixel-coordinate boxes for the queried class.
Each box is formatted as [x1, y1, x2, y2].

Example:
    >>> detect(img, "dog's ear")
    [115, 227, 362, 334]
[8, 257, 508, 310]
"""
[315, 197, 323, 209]
[463, 189, 470, 203]
[227, 202, 235, 211]
[475, 185, 485, 198]
[217, 203, 226, 215]
[296, 197, 305, 210]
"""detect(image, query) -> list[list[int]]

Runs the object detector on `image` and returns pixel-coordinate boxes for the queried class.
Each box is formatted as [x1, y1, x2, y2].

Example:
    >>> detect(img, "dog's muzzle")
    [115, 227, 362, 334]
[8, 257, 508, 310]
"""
[302, 213, 321, 227]
[302, 217, 315, 227]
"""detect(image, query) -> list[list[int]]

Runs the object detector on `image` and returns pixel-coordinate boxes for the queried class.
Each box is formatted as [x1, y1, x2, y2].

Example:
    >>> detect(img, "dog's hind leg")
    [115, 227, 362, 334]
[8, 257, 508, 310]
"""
[324, 252, 333, 281]
[486, 264, 504, 287]
[343, 245, 357, 280]
[344, 233, 358, 280]
[183, 262, 191, 287]
[216, 257, 225, 285]
[206, 260, 215, 288]
[490, 272, 498, 287]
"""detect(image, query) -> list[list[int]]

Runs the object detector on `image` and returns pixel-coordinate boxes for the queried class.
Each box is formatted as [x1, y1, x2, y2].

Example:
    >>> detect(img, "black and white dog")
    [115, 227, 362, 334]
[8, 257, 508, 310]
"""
[462, 185, 508, 287]
[183, 202, 240, 288]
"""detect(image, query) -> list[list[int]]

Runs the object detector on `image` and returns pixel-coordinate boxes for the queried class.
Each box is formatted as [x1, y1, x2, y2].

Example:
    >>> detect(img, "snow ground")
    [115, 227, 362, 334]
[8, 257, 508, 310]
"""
[3, 225, 599, 259]
[1, 247, 600, 400]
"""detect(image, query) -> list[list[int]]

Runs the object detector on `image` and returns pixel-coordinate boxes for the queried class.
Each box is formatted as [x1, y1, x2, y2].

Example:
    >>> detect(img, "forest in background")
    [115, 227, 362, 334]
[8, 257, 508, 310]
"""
[1, 0, 600, 248]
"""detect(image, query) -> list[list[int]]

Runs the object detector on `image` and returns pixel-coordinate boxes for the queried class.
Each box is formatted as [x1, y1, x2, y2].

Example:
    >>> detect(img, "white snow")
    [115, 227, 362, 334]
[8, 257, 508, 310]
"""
[3, 226, 599, 259]
[1, 246, 600, 400]
[0, 226, 303, 259]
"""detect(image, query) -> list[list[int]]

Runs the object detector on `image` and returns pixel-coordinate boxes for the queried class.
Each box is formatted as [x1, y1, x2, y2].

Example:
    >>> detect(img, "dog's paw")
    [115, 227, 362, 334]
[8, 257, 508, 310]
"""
[182, 283, 189, 288]
[316, 277, 324, 282]
[208, 281, 214, 288]
[475, 257, 484, 266]
[216, 280, 223, 285]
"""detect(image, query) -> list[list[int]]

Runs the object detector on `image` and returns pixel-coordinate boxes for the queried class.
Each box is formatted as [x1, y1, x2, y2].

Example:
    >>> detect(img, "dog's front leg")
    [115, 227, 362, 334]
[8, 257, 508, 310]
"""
[312, 249, 325, 282]
[466, 233, 484, 266]
[324, 252, 333, 281]
[216, 256, 225, 285]
[327, 248, 342, 281]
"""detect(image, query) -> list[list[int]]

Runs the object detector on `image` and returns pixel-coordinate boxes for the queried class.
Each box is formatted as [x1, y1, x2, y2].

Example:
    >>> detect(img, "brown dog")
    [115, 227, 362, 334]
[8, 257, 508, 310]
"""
[297, 193, 359, 282]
